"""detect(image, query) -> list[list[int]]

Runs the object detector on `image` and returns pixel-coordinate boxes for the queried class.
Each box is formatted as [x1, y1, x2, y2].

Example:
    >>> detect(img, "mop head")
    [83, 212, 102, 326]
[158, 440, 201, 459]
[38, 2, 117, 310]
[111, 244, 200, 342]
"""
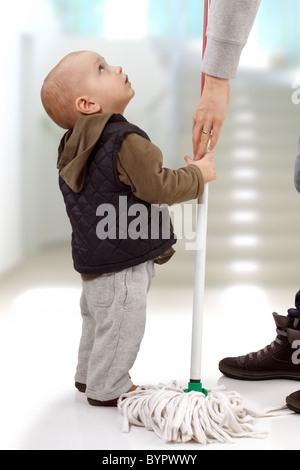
[118, 382, 290, 444]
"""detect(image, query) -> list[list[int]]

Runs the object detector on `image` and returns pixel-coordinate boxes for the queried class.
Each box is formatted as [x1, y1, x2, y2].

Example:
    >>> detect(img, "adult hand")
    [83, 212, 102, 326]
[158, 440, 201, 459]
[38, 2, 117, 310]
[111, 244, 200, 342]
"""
[192, 75, 230, 160]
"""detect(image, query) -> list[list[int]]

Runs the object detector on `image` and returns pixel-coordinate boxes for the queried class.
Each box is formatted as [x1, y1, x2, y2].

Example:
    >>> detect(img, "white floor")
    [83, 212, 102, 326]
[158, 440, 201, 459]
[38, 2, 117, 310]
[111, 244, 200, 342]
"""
[0, 245, 300, 451]
[2, 64, 300, 450]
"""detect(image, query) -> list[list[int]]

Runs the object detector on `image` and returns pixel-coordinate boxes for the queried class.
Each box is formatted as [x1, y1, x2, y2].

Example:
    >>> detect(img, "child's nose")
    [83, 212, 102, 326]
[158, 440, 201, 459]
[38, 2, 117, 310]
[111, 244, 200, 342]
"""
[114, 66, 122, 74]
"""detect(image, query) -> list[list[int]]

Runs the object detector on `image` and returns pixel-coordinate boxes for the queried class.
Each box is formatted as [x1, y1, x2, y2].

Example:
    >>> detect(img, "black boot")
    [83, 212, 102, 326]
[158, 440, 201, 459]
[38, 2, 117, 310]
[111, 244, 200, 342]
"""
[219, 299, 300, 381]
[286, 390, 300, 413]
[286, 294, 300, 412]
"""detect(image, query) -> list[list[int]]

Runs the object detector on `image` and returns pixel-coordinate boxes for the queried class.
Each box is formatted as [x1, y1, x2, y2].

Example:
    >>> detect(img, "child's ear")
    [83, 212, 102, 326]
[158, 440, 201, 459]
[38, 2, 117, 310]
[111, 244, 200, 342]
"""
[75, 96, 101, 114]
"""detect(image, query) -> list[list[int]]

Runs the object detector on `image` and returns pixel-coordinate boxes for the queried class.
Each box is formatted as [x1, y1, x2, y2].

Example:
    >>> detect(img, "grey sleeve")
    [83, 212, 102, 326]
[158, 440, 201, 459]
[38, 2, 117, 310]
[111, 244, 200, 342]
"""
[202, 0, 261, 79]
[294, 137, 300, 194]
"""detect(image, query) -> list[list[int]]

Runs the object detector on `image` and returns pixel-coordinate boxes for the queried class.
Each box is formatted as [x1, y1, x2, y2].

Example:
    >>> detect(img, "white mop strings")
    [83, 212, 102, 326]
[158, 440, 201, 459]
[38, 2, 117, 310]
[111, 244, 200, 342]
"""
[118, 382, 292, 445]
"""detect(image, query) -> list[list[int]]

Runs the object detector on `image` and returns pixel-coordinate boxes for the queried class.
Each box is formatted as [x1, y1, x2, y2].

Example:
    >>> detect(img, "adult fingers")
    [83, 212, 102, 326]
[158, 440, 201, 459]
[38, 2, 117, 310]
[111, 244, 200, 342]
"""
[195, 131, 213, 160]
[207, 121, 222, 152]
[193, 123, 213, 160]
[192, 120, 202, 159]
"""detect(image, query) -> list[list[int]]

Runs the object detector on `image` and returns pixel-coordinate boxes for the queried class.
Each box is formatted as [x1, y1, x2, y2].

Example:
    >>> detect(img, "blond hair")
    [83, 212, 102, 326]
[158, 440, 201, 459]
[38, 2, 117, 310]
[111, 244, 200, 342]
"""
[41, 52, 84, 129]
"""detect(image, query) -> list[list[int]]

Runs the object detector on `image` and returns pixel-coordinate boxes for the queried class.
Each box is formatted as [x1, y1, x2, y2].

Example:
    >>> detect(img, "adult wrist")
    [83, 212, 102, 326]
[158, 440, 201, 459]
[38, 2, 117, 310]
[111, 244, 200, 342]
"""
[204, 75, 229, 89]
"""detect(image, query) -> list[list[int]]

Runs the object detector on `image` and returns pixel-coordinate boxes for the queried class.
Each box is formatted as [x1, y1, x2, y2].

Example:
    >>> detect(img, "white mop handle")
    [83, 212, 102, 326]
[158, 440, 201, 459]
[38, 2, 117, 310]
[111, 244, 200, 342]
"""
[190, 183, 209, 381]
[189, 0, 211, 385]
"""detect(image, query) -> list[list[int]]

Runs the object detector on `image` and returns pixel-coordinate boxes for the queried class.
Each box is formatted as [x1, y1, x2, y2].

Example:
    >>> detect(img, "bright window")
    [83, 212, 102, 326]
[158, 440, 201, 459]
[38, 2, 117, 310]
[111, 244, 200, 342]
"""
[103, 0, 149, 39]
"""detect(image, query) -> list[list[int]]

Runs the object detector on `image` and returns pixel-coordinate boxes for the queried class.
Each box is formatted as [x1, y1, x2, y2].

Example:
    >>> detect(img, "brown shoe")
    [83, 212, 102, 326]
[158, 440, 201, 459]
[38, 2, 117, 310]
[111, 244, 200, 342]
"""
[87, 385, 138, 407]
[219, 313, 300, 381]
[286, 390, 300, 413]
[75, 382, 86, 393]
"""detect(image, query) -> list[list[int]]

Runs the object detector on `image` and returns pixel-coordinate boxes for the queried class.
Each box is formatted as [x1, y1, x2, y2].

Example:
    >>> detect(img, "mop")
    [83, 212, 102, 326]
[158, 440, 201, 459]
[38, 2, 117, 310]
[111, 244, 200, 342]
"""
[117, 0, 291, 445]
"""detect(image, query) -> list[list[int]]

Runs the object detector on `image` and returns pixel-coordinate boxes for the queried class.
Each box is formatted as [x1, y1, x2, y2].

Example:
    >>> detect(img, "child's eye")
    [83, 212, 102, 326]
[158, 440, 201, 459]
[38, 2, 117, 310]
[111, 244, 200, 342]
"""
[99, 66, 105, 73]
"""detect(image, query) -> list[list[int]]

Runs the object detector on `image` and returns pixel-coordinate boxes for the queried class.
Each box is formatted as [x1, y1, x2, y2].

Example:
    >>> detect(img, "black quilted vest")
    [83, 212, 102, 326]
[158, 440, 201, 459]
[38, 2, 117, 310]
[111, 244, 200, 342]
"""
[59, 114, 177, 275]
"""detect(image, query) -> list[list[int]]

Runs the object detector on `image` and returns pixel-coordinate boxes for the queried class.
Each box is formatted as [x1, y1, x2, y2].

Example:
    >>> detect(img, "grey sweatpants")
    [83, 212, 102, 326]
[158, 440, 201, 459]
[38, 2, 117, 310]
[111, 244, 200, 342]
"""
[75, 261, 155, 401]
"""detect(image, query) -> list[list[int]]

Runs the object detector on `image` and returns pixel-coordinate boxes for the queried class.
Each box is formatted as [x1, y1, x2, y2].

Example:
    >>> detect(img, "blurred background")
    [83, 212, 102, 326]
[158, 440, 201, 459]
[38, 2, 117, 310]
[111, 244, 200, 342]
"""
[1, 0, 300, 291]
[1, 0, 300, 450]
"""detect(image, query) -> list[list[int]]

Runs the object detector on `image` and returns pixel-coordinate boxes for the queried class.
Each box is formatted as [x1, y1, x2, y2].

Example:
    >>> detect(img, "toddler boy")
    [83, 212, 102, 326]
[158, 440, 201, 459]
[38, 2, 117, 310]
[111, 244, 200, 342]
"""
[41, 50, 216, 406]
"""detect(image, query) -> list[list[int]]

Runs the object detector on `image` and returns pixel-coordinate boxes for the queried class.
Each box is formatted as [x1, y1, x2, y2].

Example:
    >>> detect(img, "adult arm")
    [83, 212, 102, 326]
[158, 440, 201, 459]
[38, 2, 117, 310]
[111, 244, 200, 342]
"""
[193, 0, 261, 159]
[294, 138, 300, 194]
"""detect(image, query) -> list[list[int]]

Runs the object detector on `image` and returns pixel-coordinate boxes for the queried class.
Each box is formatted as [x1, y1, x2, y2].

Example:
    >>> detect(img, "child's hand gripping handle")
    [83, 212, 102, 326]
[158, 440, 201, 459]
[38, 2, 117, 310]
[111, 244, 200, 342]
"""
[185, 151, 216, 184]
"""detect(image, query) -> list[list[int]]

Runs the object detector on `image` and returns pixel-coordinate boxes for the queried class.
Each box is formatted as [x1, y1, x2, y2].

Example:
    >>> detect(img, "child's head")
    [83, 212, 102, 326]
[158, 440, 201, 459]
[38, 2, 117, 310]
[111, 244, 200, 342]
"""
[41, 50, 135, 129]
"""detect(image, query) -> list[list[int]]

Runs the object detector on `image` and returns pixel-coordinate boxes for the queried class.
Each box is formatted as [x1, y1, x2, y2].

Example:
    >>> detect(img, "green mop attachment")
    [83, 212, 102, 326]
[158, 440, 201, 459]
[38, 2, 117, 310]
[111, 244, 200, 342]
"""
[185, 381, 208, 397]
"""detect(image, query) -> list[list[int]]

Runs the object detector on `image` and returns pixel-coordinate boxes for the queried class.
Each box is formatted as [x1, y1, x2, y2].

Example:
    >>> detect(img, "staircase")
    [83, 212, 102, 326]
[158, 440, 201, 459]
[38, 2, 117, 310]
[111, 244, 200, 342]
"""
[170, 65, 300, 289]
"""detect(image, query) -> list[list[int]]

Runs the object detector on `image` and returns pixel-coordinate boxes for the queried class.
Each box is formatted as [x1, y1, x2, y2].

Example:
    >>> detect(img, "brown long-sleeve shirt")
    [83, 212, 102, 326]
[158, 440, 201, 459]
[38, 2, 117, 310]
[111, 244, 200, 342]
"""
[57, 114, 204, 280]
[117, 133, 204, 206]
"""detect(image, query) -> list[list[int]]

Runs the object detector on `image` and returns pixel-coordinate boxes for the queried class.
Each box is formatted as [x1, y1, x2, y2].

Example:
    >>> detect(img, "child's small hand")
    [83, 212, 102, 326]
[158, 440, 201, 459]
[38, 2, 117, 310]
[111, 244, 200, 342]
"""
[185, 152, 217, 183]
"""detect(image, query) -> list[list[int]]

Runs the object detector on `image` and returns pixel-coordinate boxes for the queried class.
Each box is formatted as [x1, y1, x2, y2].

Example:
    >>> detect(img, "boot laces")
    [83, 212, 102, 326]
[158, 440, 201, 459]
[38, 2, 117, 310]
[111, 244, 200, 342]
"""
[248, 317, 299, 360]
[251, 329, 286, 359]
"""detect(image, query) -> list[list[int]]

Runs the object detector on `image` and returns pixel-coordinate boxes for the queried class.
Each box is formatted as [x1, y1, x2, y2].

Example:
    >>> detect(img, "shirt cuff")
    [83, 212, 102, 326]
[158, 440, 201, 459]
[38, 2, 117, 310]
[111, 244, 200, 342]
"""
[187, 164, 205, 198]
[202, 37, 244, 79]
